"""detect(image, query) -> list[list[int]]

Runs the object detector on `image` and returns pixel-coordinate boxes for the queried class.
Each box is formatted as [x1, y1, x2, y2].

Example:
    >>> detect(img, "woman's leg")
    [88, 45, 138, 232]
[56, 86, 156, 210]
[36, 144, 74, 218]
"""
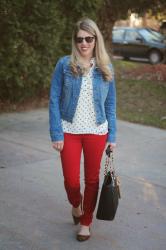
[80, 134, 107, 226]
[60, 133, 82, 208]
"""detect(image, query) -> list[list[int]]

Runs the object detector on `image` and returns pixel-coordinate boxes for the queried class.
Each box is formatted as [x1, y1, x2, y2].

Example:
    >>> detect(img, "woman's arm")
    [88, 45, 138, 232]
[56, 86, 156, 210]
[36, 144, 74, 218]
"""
[104, 69, 117, 145]
[49, 57, 64, 143]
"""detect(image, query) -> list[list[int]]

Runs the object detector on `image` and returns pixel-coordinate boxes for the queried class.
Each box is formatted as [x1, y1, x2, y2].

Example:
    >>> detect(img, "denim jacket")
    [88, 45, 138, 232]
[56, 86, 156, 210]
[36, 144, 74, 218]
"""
[49, 56, 116, 143]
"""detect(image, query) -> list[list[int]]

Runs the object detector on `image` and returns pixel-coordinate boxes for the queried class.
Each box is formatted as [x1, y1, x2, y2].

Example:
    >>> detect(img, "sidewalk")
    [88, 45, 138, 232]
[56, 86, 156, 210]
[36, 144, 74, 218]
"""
[0, 109, 166, 250]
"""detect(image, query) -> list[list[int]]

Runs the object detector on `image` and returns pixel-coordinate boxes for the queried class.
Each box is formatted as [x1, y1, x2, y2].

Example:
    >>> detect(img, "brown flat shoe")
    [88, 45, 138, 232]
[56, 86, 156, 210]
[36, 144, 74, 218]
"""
[76, 234, 90, 242]
[76, 226, 91, 242]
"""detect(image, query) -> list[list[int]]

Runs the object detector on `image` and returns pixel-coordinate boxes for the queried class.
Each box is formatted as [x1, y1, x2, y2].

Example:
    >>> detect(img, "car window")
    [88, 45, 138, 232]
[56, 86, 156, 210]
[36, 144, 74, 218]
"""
[139, 29, 164, 42]
[112, 29, 125, 40]
[125, 30, 142, 42]
[148, 29, 164, 40]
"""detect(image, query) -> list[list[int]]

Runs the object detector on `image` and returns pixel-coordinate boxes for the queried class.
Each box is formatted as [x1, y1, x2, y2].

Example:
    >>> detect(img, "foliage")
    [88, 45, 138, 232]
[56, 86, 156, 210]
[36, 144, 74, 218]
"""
[0, 0, 64, 102]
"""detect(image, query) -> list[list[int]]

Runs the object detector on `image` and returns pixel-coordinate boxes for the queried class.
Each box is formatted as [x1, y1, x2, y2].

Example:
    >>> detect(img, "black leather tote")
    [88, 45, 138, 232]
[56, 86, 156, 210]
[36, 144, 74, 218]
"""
[96, 145, 121, 221]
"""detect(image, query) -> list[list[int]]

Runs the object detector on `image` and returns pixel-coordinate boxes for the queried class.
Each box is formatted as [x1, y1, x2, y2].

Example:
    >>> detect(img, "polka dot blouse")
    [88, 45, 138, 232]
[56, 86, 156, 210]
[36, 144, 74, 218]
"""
[62, 59, 108, 135]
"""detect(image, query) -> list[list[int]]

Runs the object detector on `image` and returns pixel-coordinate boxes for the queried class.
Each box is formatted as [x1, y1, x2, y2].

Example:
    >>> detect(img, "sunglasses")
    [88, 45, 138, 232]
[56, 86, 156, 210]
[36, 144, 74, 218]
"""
[75, 36, 95, 43]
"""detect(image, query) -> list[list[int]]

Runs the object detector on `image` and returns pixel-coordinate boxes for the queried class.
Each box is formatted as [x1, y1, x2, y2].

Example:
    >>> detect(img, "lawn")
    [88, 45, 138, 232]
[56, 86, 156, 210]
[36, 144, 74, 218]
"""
[113, 59, 166, 129]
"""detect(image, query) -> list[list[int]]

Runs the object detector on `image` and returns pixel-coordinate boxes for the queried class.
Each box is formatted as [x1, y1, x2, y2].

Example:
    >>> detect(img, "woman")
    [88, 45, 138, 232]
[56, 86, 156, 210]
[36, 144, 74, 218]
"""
[49, 18, 116, 241]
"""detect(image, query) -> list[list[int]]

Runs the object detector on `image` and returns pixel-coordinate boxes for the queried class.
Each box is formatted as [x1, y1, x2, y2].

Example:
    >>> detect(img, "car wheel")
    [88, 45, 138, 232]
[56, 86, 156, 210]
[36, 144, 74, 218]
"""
[149, 50, 162, 64]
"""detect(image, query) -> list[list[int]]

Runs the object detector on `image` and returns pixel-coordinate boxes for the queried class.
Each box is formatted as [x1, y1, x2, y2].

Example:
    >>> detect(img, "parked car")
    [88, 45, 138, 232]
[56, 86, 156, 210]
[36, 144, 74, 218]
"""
[112, 27, 166, 64]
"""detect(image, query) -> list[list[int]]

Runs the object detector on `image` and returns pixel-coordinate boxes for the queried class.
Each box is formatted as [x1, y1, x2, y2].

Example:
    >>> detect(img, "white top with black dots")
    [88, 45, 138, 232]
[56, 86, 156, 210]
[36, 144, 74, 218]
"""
[62, 59, 108, 135]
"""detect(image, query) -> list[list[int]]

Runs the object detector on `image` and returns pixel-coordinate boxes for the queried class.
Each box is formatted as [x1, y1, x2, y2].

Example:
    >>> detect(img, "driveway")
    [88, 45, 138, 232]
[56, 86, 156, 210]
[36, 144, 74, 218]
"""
[0, 109, 166, 250]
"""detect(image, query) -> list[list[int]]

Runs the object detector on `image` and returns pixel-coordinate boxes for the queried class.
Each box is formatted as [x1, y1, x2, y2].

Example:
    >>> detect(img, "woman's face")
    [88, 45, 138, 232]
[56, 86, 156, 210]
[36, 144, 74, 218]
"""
[75, 29, 95, 59]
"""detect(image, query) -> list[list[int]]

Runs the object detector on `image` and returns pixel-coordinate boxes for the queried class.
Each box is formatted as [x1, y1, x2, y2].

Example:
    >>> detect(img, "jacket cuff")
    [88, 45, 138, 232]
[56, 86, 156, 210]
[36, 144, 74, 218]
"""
[107, 133, 116, 143]
[50, 131, 64, 142]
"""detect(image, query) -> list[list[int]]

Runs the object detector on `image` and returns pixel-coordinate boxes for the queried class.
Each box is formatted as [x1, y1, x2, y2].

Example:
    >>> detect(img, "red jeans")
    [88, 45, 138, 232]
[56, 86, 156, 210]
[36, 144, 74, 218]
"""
[60, 133, 107, 226]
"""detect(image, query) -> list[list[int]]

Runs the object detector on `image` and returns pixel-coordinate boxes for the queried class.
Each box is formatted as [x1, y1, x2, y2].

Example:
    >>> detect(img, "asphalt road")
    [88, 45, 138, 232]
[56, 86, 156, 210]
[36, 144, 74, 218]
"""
[0, 109, 166, 250]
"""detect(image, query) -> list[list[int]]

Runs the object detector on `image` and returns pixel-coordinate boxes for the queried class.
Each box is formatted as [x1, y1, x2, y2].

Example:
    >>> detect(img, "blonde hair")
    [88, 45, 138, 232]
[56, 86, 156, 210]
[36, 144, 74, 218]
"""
[70, 18, 112, 81]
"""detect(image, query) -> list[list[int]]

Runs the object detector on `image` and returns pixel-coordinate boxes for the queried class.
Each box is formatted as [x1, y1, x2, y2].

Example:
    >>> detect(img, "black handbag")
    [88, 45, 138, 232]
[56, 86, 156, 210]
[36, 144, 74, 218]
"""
[96, 145, 121, 221]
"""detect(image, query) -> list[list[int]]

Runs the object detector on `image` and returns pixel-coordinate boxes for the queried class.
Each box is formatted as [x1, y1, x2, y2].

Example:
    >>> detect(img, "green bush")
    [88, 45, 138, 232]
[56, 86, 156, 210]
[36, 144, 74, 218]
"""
[0, 0, 65, 102]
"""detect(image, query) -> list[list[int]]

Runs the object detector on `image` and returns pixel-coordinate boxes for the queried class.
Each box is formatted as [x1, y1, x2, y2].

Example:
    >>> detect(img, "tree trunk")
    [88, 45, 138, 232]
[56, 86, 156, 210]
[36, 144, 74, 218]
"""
[97, 4, 116, 56]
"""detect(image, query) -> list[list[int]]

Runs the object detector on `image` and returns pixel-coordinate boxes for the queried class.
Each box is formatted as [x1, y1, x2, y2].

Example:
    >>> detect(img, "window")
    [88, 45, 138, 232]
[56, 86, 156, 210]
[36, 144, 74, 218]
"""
[112, 29, 125, 40]
[139, 29, 163, 42]
[125, 30, 141, 42]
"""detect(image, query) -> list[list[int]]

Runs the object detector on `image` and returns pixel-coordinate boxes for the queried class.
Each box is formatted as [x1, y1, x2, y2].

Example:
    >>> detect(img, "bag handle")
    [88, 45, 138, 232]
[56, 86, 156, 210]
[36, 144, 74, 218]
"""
[105, 145, 112, 157]
[104, 145, 115, 176]
[105, 145, 121, 198]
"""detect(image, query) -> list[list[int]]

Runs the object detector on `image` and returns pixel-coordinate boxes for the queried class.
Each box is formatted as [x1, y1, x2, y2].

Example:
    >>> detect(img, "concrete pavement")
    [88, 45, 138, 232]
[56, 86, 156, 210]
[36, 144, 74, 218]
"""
[0, 109, 166, 250]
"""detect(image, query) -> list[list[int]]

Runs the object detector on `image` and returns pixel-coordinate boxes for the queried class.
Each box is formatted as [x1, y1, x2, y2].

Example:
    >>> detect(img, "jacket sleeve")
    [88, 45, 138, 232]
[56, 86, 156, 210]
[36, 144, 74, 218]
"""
[49, 57, 64, 142]
[104, 65, 117, 143]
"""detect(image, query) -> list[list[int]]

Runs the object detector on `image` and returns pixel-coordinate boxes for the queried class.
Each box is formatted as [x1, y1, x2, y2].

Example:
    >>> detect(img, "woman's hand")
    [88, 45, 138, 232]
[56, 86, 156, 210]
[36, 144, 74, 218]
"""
[52, 141, 64, 152]
[107, 142, 116, 151]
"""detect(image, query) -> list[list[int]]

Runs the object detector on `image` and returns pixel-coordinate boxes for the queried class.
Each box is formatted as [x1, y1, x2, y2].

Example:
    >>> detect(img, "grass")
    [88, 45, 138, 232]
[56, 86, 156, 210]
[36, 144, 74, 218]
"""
[113, 59, 166, 129]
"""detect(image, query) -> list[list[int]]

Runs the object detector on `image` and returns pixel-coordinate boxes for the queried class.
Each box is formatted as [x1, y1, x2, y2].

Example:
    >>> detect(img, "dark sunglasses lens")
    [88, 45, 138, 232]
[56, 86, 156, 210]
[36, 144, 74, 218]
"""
[76, 37, 83, 43]
[85, 37, 94, 43]
[76, 36, 95, 43]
